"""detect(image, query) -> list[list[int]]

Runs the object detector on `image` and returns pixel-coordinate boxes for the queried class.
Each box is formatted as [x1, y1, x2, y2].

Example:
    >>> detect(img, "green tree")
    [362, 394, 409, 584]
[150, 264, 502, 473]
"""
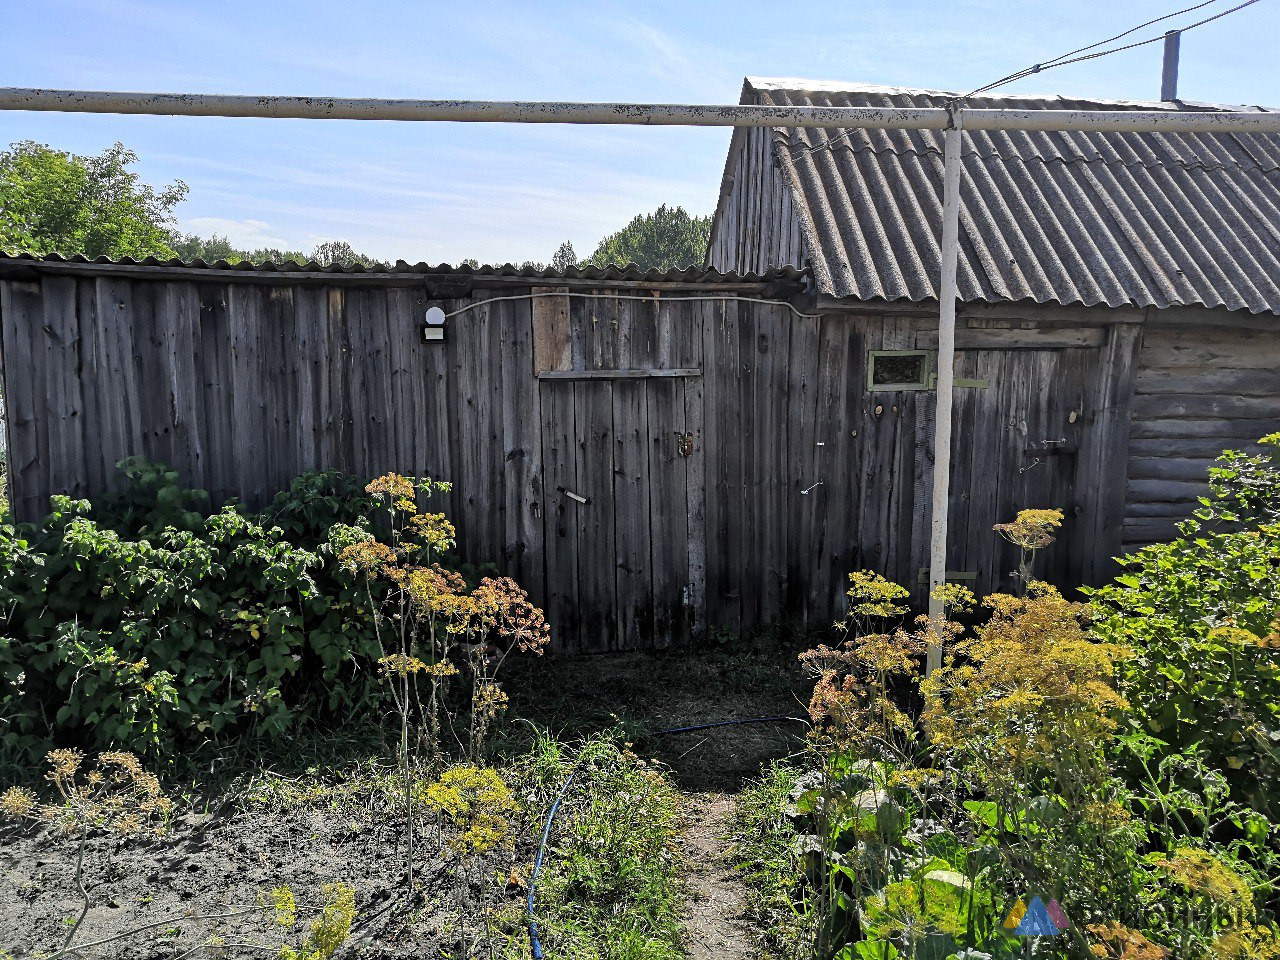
[550, 240, 579, 271]
[587, 204, 710, 271]
[311, 239, 381, 268]
[168, 232, 241, 263]
[0, 141, 186, 259]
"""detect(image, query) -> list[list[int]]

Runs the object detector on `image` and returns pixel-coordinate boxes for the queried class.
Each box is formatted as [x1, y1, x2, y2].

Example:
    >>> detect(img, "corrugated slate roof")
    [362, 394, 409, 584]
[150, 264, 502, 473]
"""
[0, 250, 804, 286]
[744, 78, 1280, 315]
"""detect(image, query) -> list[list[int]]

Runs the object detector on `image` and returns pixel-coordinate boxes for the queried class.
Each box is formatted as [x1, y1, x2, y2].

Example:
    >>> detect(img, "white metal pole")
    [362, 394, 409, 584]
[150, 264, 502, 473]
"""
[926, 109, 964, 676]
[2, 88, 1280, 134]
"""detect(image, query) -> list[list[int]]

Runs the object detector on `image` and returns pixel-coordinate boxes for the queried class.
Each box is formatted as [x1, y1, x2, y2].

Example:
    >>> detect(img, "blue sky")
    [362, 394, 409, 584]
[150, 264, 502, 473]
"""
[2, 0, 1276, 265]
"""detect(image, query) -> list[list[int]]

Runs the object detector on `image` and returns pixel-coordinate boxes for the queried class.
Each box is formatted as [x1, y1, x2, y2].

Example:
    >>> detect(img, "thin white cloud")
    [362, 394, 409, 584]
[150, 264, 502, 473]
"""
[179, 217, 291, 251]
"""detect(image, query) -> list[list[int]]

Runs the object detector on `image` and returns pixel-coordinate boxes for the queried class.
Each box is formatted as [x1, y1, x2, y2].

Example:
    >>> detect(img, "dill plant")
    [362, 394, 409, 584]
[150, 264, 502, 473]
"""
[1, 749, 172, 954]
[333, 472, 549, 890]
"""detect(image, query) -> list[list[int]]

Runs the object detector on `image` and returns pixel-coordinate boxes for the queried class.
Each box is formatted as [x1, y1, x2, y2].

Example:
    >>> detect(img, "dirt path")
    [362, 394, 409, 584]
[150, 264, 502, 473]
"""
[679, 792, 753, 960]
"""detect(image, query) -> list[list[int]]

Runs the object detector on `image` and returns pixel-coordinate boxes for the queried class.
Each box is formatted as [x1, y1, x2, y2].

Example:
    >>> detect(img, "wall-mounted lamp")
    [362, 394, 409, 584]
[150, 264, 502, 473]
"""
[423, 306, 447, 342]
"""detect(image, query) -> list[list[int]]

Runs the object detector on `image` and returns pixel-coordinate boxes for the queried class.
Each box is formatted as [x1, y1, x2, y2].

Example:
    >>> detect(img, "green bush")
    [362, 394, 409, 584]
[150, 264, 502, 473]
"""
[1089, 434, 1280, 817]
[0, 462, 386, 763]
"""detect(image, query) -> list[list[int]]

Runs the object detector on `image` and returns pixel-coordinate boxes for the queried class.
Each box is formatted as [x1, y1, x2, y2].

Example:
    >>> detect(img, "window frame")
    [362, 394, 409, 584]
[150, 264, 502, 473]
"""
[866, 349, 934, 392]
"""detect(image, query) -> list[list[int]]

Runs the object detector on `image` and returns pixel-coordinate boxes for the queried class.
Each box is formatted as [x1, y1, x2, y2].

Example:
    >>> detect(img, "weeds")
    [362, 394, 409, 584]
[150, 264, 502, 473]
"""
[506, 731, 686, 960]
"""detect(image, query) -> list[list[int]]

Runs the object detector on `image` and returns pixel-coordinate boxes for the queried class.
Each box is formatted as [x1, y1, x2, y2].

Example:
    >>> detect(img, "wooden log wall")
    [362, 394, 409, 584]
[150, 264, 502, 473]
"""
[7, 266, 1258, 649]
[1123, 314, 1280, 549]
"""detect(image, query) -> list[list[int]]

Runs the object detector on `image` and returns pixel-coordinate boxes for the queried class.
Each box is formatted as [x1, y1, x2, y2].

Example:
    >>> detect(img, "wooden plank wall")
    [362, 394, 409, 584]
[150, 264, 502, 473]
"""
[1123, 317, 1280, 549]
[9, 269, 1247, 649]
[707, 127, 807, 276]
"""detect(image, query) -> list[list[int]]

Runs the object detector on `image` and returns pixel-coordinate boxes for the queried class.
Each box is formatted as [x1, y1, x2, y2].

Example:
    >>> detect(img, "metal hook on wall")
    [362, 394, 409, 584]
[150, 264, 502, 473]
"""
[1019, 457, 1042, 475]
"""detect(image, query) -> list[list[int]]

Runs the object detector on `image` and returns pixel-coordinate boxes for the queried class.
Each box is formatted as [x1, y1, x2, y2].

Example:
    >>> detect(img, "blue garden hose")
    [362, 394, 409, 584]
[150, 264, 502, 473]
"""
[526, 714, 808, 959]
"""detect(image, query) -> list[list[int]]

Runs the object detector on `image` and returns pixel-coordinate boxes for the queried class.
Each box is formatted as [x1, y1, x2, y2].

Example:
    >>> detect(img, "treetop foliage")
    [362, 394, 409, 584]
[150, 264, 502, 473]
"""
[0, 141, 186, 260]
[584, 203, 711, 271]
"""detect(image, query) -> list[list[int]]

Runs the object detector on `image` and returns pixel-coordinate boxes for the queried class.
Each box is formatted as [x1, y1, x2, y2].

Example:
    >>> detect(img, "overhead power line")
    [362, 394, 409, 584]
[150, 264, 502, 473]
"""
[965, 0, 1263, 97]
[792, 0, 1263, 156]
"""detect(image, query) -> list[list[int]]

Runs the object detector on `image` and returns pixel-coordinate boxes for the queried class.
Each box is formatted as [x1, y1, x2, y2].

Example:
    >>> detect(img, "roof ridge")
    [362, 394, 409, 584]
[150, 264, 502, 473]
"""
[746, 76, 1278, 114]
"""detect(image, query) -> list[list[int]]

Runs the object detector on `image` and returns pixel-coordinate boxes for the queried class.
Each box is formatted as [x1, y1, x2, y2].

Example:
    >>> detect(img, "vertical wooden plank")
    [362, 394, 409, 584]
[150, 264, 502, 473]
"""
[648, 376, 689, 646]
[540, 379, 580, 649]
[703, 299, 741, 635]
[40, 276, 86, 501]
[322, 287, 356, 476]
[346, 288, 394, 480]
[531, 286, 571, 373]
[946, 350, 985, 585]
[756, 302, 790, 624]
[784, 308, 822, 617]
[1079, 322, 1143, 583]
[160, 283, 206, 490]
[682, 302, 709, 641]
[226, 284, 268, 506]
[262, 286, 297, 496]
[197, 283, 236, 503]
[453, 295, 488, 561]
[292, 286, 327, 474]
[499, 297, 545, 599]
[95, 276, 144, 488]
[574, 379, 616, 650]
[613, 379, 653, 648]
[0, 281, 45, 520]
[808, 316, 859, 621]
[73, 279, 108, 497]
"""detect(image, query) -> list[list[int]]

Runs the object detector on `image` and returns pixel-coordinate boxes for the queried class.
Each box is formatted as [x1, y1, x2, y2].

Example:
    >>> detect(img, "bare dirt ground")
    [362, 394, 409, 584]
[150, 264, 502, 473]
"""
[0, 793, 523, 958]
[2, 634, 813, 959]
[679, 793, 755, 960]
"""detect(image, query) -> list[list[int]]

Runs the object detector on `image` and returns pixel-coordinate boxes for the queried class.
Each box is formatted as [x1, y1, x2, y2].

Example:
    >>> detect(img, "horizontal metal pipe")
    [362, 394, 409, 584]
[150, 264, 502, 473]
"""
[0, 88, 946, 129]
[2, 87, 1277, 132]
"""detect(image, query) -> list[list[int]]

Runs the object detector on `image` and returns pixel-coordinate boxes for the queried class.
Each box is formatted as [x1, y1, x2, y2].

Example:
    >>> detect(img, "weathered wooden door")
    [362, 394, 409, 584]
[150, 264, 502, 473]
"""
[539, 373, 701, 651]
[946, 344, 1098, 595]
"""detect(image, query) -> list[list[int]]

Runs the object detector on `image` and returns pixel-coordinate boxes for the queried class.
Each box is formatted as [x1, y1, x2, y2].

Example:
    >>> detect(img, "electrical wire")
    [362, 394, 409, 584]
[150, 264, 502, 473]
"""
[965, 0, 1222, 97]
[525, 714, 809, 959]
[439, 290, 821, 321]
[965, 0, 1263, 98]
[792, 0, 1263, 157]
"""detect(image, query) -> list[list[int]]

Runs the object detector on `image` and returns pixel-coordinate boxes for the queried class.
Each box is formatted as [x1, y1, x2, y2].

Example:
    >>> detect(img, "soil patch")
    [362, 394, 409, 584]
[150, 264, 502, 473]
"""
[504, 634, 812, 790]
[0, 801, 521, 958]
[679, 793, 754, 960]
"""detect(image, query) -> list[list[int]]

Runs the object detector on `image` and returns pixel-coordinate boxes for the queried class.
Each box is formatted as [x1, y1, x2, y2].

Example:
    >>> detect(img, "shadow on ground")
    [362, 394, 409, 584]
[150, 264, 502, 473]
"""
[502, 629, 815, 791]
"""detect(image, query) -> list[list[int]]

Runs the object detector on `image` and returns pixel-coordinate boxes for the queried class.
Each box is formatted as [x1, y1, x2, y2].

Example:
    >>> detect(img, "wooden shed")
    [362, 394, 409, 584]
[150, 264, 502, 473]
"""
[709, 79, 1280, 572]
[2, 82, 1278, 649]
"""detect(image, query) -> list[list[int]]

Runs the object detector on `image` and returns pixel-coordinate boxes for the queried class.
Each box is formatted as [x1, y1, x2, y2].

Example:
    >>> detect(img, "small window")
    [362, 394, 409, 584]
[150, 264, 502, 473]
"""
[867, 350, 932, 391]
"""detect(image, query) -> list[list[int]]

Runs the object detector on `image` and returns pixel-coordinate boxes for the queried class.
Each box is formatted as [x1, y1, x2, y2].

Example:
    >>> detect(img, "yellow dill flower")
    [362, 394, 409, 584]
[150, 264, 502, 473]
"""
[338, 539, 397, 577]
[1151, 848, 1253, 913]
[842, 570, 911, 621]
[1210, 922, 1280, 959]
[377, 654, 429, 677]
[425, 765, 516, 855]
[0, 786, 37, 820]
[365, 473, 416, 501]
[408, 513, 456, 553]
[1209, 626, 1264, 648]
[994, 508, 1064, 550]
[1088, 921, 1168, 959]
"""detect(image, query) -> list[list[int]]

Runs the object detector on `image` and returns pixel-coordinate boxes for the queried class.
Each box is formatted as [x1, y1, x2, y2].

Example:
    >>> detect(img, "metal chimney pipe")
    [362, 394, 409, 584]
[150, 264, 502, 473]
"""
[1162, 30, 1181, 101]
